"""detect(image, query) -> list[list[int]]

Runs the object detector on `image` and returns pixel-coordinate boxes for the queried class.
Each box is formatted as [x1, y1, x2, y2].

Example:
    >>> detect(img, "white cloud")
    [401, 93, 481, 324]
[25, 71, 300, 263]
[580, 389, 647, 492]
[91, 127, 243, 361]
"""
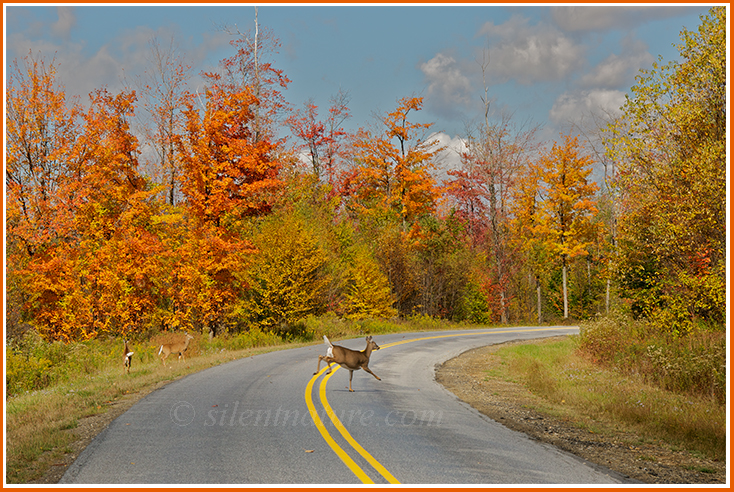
[51, 6, 76, 39]
[580, 36, 654, 89]
[7, 17, 229, 103]
[427, 132, 468, 182]
[420, 53, 473, 119]
[549, 89, 626, 126]
[478, 15, 585, 85]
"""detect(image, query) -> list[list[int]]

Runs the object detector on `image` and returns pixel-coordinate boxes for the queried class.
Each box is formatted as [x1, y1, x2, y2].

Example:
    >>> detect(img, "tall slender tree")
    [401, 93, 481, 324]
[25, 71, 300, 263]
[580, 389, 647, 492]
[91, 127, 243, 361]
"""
[535, 133, 599, 319]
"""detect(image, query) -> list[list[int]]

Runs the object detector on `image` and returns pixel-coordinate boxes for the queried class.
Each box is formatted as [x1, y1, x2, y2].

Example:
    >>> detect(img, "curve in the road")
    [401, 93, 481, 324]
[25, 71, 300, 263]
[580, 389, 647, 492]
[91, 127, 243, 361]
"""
[307, 326, 569, 484]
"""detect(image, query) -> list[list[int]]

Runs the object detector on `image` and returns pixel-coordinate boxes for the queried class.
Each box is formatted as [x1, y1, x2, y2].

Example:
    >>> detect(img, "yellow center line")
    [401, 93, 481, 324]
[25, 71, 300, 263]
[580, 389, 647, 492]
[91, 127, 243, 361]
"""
[306, 326, 577, 484]
[304, 367, 375, 484]
[319, 368, 401, 484]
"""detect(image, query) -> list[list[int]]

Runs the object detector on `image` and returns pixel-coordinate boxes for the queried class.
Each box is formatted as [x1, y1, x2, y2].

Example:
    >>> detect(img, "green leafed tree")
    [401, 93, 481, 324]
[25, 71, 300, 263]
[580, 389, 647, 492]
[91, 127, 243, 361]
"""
[605, 7, 726, 333]
[246, 215, 330, 332]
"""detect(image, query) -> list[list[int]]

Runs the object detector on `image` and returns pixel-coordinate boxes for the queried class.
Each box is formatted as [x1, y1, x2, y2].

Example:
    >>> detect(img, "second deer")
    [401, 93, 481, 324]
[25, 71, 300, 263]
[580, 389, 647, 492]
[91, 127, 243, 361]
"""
[123, 339, 134, 374]
[314, 335, 381, 392]
[158, 333, 194, 366]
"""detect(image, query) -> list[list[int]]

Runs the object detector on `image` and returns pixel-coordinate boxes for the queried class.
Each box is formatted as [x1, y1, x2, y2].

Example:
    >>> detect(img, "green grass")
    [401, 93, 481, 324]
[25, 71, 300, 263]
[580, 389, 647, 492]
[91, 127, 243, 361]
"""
[487, 336, 726, 462]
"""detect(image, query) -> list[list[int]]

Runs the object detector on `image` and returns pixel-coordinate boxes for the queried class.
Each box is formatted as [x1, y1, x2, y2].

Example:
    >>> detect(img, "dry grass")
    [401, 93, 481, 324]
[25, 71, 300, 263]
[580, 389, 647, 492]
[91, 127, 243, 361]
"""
[489, 337, 726, 461]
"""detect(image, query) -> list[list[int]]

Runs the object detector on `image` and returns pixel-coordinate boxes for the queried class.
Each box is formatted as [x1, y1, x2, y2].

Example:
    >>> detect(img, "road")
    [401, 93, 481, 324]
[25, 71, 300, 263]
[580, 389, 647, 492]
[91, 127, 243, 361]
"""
[61, 326, 631, 484]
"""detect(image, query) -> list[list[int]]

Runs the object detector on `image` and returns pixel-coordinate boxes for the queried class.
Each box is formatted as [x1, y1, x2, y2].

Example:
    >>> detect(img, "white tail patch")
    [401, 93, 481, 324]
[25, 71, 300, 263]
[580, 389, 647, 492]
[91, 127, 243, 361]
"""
[323, 335, 333, 357]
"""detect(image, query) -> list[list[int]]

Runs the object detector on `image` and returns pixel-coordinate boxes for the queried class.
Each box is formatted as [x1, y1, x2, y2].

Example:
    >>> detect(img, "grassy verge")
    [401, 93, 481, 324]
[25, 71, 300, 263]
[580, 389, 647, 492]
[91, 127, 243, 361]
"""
[487, 336, 726, 462]
[4, 314, 464, 483]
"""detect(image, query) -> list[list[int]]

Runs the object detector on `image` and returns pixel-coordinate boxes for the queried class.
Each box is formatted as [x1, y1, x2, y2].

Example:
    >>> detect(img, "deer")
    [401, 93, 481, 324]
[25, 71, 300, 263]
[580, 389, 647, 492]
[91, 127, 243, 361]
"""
[123, 339, 134, 374]
[158, 333, 194, 366]
[314, 335, 381, 392]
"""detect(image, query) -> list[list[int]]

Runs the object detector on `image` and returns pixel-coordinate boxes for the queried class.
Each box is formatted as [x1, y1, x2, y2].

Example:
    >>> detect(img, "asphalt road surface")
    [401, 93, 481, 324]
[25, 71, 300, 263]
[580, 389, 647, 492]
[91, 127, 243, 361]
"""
[61, 326, 631, 485]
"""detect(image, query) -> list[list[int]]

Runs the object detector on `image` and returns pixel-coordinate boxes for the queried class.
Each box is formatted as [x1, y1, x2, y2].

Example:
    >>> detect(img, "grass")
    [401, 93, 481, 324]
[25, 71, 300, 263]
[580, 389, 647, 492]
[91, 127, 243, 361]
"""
[487, 336, 726, 462]
[4, 315, 471, 483]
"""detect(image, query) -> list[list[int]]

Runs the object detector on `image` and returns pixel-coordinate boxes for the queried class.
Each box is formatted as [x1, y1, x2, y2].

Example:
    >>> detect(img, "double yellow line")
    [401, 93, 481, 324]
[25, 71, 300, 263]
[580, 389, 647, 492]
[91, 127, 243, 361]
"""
[304, 327, 573, 484]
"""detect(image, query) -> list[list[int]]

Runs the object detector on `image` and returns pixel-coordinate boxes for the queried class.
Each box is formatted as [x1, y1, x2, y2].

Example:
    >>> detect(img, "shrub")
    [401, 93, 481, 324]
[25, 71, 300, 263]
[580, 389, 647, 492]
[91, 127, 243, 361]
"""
[579, 313, 726, 403]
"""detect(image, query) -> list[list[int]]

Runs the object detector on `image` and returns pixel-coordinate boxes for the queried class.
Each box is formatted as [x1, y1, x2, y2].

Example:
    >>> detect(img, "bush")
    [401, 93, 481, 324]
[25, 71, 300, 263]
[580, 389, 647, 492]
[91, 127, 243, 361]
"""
[579, 313, 726, 403]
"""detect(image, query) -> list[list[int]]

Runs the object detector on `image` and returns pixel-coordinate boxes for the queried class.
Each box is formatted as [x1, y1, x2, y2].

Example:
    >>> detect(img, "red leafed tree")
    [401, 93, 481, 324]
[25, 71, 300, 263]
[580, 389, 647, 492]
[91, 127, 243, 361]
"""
[287, 89, 352, 186]
[6, 55, 81, 258]
[12, 84, 164, 341]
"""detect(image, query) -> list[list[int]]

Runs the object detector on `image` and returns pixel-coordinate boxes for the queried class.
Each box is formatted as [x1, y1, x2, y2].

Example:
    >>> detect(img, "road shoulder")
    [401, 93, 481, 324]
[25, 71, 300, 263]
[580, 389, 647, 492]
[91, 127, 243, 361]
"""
[435, 337, 726, 485]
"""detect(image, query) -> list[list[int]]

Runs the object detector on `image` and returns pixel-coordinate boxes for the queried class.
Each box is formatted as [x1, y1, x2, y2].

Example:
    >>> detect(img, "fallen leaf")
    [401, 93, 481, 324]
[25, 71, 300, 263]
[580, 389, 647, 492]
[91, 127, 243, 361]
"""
[304, 449, 314, 453]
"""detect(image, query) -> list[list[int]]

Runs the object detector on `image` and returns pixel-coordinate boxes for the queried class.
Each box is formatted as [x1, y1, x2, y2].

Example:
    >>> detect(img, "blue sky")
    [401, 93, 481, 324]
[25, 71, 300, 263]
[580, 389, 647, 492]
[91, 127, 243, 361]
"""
[5, 4, 715, 164]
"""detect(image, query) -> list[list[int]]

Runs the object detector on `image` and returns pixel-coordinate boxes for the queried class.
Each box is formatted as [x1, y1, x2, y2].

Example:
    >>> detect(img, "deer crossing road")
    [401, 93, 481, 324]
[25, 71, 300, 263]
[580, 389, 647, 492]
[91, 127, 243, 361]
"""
[61, 327, 632, 484]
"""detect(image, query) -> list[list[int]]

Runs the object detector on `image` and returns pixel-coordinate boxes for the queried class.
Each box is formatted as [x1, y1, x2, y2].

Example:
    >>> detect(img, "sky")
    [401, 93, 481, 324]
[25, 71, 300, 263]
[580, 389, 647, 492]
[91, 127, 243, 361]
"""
[4, 3, 717, 173]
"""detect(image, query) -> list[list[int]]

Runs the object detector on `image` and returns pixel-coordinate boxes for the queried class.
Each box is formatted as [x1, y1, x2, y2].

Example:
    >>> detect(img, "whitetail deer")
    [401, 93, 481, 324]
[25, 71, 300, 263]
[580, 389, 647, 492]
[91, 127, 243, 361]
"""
[123, 340, 134, 374]
[314, 335, 381, 392]
[158, 333, 194, 366]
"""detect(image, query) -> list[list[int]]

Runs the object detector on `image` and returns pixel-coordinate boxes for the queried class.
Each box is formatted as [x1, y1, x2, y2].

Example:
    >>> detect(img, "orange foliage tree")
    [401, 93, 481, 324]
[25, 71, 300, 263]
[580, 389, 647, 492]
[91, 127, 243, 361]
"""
[172, 84, 283, 335]
[350, 96, 443, 230]
[535, 133, 599, 319]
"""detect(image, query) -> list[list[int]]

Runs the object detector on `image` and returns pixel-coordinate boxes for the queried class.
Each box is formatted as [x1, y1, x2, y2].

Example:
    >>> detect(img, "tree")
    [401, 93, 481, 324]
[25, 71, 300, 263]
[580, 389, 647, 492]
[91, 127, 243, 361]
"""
[605, 7, 726, 332]
[176, 86, 282, 226]
[447, 51, 541, 323]
[350, 96, 443, 229]
[287, 89, 352, 186]
[510, 160, 548, 323]
[6, 54, 81, 258]
[343, 245, 396, 319]
[215, 9, 291, 145]
[135, 36, 192, 206]
[535, 133, 599, 319]
[247, 215, 330, 331]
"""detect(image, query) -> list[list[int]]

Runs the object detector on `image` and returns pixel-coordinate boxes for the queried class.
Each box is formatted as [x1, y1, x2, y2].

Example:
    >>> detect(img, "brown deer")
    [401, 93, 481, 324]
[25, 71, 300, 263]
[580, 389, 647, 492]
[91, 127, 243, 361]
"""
[314, 335, 381, 392]
[158, 333, 194, 366]
[123, 340, 134, 374]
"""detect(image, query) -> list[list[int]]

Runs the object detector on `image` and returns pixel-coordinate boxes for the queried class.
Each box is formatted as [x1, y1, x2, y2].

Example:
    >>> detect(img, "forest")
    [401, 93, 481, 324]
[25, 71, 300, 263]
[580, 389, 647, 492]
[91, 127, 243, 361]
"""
[5, 7, 725, 347]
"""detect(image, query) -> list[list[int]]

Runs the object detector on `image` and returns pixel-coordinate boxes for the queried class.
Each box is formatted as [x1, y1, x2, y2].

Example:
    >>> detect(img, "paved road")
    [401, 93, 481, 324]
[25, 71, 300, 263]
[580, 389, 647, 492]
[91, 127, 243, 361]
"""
[61, 326, 631, 484]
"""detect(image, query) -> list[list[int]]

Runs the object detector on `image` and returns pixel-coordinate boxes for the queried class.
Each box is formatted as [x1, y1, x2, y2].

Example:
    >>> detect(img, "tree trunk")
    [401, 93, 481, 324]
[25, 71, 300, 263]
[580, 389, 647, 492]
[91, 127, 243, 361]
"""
[536, 275, 542, 324]
[563, 258, 568, 319]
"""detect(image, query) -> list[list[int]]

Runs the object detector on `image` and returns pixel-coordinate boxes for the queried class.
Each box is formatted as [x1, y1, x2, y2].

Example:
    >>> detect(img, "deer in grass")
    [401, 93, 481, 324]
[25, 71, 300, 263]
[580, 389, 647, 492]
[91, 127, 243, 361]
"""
[314, 335, 381, 392]
[123, 340, 134, 374]
[158, 333, 194, 366]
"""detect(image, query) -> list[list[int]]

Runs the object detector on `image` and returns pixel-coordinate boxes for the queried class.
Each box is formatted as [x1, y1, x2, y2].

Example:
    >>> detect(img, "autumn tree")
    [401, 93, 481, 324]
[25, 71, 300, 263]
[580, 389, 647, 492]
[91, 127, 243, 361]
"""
[216, 9, 291, 145]
[6, 55, 81, 259]
[176, 85, 282, 226]
[510, 160, 548, 323]
[135, 36, 192, 206]
[246, 215, 330, 331]
[350, 96, 443, 229]
[287, 88, 352, 186]
[343, 244, 396, 320]
[535, 133, 599, 319]
[447, 51, 541, 323]
[605, 7, 726, 332]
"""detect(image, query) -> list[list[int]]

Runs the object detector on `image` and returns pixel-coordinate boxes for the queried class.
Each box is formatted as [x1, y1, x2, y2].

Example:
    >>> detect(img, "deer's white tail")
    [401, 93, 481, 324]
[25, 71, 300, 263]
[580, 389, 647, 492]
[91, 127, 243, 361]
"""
[158, 345, 163, 356]
[323, 335, 333, 357]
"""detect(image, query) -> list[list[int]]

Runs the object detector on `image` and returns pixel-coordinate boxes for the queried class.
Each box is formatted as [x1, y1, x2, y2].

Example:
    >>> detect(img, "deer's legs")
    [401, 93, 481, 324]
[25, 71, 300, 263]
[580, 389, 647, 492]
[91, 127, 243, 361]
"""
[362, 365, 381, 381]
[348, 370, 354, 392]
[315, 355, 335, 375]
